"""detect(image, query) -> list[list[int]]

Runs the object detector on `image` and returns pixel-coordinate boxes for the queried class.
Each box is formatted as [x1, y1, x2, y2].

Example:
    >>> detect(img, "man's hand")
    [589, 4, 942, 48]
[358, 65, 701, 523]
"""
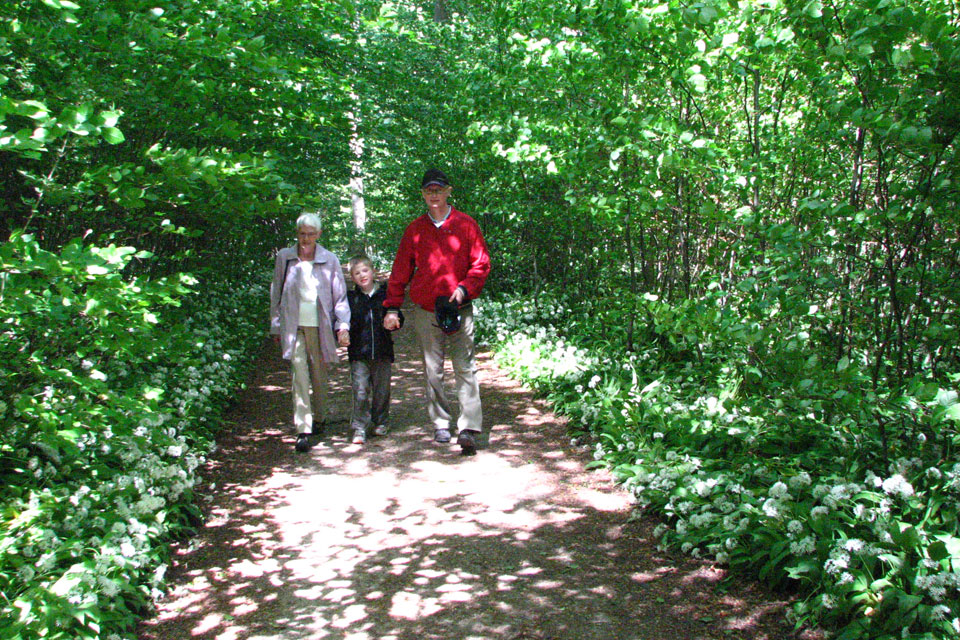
[450, 287, 465, 305]
[383, 312, 400, 331]
[337, 329, 350, 347]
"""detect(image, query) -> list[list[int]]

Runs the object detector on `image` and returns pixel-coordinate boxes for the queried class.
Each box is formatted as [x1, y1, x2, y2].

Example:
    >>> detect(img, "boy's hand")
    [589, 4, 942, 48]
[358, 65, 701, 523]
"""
[383, 313, 400, 331]
[337, 329, 350, 347]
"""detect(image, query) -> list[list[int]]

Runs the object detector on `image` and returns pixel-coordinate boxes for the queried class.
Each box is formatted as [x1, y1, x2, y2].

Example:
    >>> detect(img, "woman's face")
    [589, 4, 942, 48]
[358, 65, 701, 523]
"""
[297, 225, 320, 254]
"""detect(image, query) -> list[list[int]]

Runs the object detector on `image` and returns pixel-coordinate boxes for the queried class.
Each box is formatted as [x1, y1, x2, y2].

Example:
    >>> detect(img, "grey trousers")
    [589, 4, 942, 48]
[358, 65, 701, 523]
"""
[349, 359, 392, 434]
[412, 305, 482, 434]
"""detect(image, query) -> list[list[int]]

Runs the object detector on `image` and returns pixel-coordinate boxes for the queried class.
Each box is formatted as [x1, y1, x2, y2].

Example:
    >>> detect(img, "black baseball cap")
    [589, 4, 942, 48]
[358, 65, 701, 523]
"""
[421, 168, 450, 189]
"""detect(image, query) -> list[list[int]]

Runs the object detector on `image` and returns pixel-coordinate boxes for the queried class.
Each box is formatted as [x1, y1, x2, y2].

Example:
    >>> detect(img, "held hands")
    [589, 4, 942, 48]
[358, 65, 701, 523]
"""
[337, 329, 350, 348]
[383, 313, 400, 331]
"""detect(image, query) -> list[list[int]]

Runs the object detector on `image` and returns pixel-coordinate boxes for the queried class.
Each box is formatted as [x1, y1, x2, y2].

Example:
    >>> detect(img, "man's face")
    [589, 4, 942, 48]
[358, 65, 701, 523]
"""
[297, 226, 320, 252]
[421, 184, 451, 213]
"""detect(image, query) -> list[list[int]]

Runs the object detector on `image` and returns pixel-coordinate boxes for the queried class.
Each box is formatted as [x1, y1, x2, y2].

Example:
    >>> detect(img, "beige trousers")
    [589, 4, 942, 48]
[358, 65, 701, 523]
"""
[412, 305, 482, 434]
[292, 326, 329, 434]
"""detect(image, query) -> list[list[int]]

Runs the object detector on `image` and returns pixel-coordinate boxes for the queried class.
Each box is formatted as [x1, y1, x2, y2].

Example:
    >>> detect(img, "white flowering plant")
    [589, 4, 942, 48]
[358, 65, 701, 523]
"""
[477, 286, 960, 640]
[0, 234, 266, 639]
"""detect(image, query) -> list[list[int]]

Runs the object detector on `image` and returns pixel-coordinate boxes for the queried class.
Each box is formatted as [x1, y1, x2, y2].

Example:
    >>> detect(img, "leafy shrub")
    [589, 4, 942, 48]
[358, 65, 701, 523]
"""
[475, 288, 960, 640]
[0, 233, 266, 639]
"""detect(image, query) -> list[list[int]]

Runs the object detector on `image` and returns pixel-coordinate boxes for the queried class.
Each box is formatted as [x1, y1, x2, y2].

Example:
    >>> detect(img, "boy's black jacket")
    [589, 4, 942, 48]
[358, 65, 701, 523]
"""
[347, 284, 402, 362]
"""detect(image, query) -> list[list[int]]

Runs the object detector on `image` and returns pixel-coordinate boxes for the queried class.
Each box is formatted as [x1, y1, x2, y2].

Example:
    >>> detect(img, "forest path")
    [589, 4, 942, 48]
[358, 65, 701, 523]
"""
[137, 313, 800, 640]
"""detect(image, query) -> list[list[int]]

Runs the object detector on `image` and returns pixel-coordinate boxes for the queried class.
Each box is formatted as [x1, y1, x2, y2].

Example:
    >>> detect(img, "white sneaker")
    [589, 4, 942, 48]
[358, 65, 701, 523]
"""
[352, 431, 366, 445]
[373, 424, 388, 436]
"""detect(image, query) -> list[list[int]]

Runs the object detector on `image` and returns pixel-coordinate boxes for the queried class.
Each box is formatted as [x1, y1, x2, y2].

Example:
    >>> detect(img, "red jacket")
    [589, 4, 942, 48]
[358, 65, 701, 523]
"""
[384, 207, 490, 312]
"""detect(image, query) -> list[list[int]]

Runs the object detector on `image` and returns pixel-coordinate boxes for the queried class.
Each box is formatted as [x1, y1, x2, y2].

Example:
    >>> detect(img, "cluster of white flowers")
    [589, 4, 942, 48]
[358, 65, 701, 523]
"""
[788, 472, 812, 490]
[823, 547, 850, 576]
[693, 477, 719, 497]
[790, 535, 817, 555]
[689, 511, 718, 529]
[768, 481, 790, 499]
[475, 295, 575, 346]
[881, 473, 915, 499]
[762, 498, 784, 519]
[915, 571, 960, 602]
[786, 519, 804, 537]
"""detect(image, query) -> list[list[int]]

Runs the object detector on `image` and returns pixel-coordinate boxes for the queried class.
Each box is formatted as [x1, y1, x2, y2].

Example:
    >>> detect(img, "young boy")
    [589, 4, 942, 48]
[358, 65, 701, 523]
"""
[347, 255, 402, 444]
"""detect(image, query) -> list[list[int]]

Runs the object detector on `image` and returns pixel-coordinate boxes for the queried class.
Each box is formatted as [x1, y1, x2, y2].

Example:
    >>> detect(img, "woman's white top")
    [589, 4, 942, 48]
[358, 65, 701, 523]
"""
[297, 259, 320, 327]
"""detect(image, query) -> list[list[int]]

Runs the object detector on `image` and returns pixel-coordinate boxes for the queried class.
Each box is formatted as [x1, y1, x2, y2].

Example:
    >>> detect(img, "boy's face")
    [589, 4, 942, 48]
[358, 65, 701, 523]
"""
[351, 263, 375, 290]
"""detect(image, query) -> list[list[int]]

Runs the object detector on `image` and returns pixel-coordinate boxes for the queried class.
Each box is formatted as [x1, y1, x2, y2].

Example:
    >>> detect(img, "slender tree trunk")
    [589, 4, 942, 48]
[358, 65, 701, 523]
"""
[434, 0, 450, 22]
[347, 88, 367, 254]
[751, 67, 761, 214]
[849, 126, 866, 209]
[625, 196, 637, 351]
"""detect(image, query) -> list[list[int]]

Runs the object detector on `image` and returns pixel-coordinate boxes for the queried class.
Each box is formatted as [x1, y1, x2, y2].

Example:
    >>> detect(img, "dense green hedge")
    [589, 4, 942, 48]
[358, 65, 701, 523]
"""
[0, 233, 267, 639]
[476, 289, 960, 640]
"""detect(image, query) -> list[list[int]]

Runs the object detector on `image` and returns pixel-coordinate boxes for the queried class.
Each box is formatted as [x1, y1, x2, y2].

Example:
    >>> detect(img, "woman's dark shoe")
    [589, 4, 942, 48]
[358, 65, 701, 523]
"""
[295, 434, 311, 452]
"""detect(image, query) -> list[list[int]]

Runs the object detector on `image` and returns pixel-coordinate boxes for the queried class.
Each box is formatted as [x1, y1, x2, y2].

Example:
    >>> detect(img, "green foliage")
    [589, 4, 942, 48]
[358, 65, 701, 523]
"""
[1, 0, 357, 265]
[477, 286, 960, 639]
[0, 233, 265, 639]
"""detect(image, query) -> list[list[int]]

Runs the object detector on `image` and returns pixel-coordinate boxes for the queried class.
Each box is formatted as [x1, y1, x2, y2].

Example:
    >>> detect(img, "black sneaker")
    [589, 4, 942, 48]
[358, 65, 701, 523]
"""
[295, 434, 311, 453]
[434, 428, 452, 443]
[457, 430, 478, 456]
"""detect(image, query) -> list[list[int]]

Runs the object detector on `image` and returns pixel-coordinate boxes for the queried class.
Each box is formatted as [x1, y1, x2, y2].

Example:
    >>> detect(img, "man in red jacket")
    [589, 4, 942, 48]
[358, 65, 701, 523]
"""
[383, 168, 491, 456]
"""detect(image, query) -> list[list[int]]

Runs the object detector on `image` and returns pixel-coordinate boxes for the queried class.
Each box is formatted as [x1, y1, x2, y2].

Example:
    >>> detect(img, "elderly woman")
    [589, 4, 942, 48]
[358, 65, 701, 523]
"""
[270, 213, 350, 452]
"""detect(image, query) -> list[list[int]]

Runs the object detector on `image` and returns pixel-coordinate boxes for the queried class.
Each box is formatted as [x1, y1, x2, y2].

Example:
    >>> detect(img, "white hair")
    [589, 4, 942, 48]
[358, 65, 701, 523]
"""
[296, 212, 322, 231]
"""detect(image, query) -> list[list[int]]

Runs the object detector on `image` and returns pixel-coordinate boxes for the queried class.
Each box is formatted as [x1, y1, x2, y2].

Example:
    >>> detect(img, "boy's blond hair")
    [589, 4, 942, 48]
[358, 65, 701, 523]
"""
[348, 255, 374, 273]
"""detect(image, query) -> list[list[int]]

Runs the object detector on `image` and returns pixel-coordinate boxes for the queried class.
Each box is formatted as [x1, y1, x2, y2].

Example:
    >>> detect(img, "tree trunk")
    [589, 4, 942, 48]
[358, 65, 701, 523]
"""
[434, 0, 450, 22]
[347, 92, 367, 255]
[625, 196, 637, 351]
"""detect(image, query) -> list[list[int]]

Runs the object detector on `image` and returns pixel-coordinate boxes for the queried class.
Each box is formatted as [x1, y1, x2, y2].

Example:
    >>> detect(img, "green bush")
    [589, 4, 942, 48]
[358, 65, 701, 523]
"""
[475, 288, 960, 640]
[0, 233, 266, 639]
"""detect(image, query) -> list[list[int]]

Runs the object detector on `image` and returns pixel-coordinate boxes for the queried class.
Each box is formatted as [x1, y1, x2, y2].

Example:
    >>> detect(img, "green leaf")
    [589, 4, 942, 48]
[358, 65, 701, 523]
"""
[17, 100, 50, 119]
[927, 541, 949, 562]
[935, 388, 957, 406]
[689, 73, 707, 92]
[804, 0, 823, 17]
[100, 110, 121, 128]
[102, 127, 125, 144]
[785, 559, 819, 579]
[776, 27, 795, 43]
[891, 523, 921, 550]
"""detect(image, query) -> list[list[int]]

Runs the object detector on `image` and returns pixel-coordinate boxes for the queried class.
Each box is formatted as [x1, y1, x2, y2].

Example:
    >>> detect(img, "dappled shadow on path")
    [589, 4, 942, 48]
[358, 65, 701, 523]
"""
[138, 318, 800, 640]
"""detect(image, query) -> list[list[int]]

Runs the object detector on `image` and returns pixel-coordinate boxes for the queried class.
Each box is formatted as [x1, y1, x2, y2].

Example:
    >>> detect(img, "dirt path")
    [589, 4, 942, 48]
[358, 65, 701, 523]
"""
[137, 317, 803, 640]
